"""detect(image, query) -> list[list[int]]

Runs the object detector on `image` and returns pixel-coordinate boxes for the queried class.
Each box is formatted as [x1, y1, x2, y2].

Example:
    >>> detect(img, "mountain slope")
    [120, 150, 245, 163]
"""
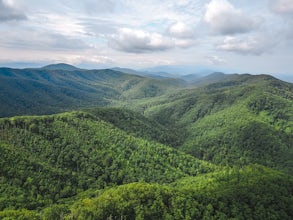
[84, 107, 183, 147]
[5, 165, 290, 220]
[131, 74, 293, 174]
[0, 71, 292, 219]
[190, 72, 232, 85]
[0, 109, 213, 210]
[0, 67, 184, 117]
[67, 165, 293, 220]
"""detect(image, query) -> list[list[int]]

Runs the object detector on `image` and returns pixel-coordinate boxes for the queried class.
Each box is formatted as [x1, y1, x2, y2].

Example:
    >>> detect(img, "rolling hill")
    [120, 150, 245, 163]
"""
[0, 64, 292, 219]
[0, 109, 292, 219]
[0, 109, 213, 210]
[131, 74, 293, 174]
[0, 66, 184, 117]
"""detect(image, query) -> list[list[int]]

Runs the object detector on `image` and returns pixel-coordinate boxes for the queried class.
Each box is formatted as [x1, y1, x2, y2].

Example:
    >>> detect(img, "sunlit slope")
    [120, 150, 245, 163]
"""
[60, 165, 293, 220]
[0, 110, 213, 210]
[134, 74, 293, 173]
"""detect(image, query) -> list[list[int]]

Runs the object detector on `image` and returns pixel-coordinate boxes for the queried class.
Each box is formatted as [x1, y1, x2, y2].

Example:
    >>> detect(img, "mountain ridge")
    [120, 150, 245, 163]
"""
[41, 63, 81, 71]
[131, 72, 293, 174]
[0, 67, 185, 117]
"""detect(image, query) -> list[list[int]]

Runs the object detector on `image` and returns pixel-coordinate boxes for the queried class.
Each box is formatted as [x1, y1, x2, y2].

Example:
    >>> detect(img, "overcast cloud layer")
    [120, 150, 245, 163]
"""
[0, 0, 292, 75]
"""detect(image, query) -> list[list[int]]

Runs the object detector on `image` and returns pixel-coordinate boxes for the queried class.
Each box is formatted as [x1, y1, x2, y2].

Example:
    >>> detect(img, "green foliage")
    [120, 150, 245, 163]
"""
[84, 107, 183, 147]
[0, 110, 213, 211]
[67, 165, 293, 220]
[135, 73, 293, 174]
[0, 71, 292, 219]
[0, 209, 40, 220]
[0, 68, 183, 117]
[41, 204, 70, 220]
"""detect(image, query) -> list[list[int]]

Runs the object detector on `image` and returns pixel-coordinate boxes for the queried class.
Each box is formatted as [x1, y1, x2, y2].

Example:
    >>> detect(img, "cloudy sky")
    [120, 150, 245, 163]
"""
[0, 0, 293, 75]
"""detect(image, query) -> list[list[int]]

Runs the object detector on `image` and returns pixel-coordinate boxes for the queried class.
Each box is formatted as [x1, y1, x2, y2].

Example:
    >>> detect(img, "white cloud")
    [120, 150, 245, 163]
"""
[37, 14, 88, 37]
[217, 35, 276, 55]
[168, 21, 195, 38]
[0, 0, 26, 22]
[271, 0, 293, 14]
[109, 26, 198, 53]
[109, 28, 174, 53]
[204, 0, 259, 35]
[0, 0, 292, 74]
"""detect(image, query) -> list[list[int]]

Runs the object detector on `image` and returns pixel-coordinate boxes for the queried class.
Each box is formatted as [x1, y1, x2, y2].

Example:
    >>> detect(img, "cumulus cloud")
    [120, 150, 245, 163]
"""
[109, 28, 174, 53]
[0, 0, 26, 22]
[271, 0, 293, 14]
[166, 21, 197, 48]
[204, 0, 259, 35]
[109, 26, 198, 53]
[168, 21, 195, 38]
[217, 35, 276, 55]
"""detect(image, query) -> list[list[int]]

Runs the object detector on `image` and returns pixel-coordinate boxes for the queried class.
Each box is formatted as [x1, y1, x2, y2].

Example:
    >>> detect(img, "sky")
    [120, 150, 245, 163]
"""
[0, 0, 293, 76]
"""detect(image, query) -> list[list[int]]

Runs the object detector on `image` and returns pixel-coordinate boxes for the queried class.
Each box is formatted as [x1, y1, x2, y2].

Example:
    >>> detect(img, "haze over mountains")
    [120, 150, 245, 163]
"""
[0, 63, 292, 219]
[2, 62, 292, 82]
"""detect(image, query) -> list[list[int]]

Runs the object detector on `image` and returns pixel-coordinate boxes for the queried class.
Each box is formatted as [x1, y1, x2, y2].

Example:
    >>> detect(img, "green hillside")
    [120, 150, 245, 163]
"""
[0, 66, 293, 219]
[0, 67, 184, 117]
[1, 164, 292, 219]
[0, 110, 213, 211]
[132, 74, 293, 174]
[66, 165, 293, 220]
[84, 107, 183, 147]
[0, 110, 292, 219]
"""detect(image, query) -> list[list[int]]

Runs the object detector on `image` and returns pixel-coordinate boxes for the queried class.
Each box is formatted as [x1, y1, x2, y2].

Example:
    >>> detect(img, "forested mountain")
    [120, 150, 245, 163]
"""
[0, 67, 184, 117]
[0, 110, 292, 219]
[67, 165, 293, 220]
[190, 72, 231, 85]
[0, 110, 213, 214]
[0, 65, 293, 219]
[133, 74, 293, 174]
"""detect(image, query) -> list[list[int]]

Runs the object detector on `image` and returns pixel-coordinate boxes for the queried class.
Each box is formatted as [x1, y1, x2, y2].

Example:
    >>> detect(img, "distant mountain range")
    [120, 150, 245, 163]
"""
[0, 65, 185, 117]
[111, 67, 179, 79]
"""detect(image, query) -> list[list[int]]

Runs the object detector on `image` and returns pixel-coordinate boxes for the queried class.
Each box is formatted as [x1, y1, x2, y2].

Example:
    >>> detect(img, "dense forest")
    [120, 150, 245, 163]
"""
[0, 66, 292, 219]
[131, 74, 293, 174]
[0, 66, 184, 117]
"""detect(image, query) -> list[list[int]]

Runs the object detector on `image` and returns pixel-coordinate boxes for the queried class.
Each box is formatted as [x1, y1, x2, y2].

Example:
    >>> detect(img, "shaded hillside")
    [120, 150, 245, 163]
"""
[0, 110, 213, 210]
[0, 67, 184, 117]
[132, 74, 293, 174]
[190, 72, 232, 86]
[85, 107, 184, 147]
